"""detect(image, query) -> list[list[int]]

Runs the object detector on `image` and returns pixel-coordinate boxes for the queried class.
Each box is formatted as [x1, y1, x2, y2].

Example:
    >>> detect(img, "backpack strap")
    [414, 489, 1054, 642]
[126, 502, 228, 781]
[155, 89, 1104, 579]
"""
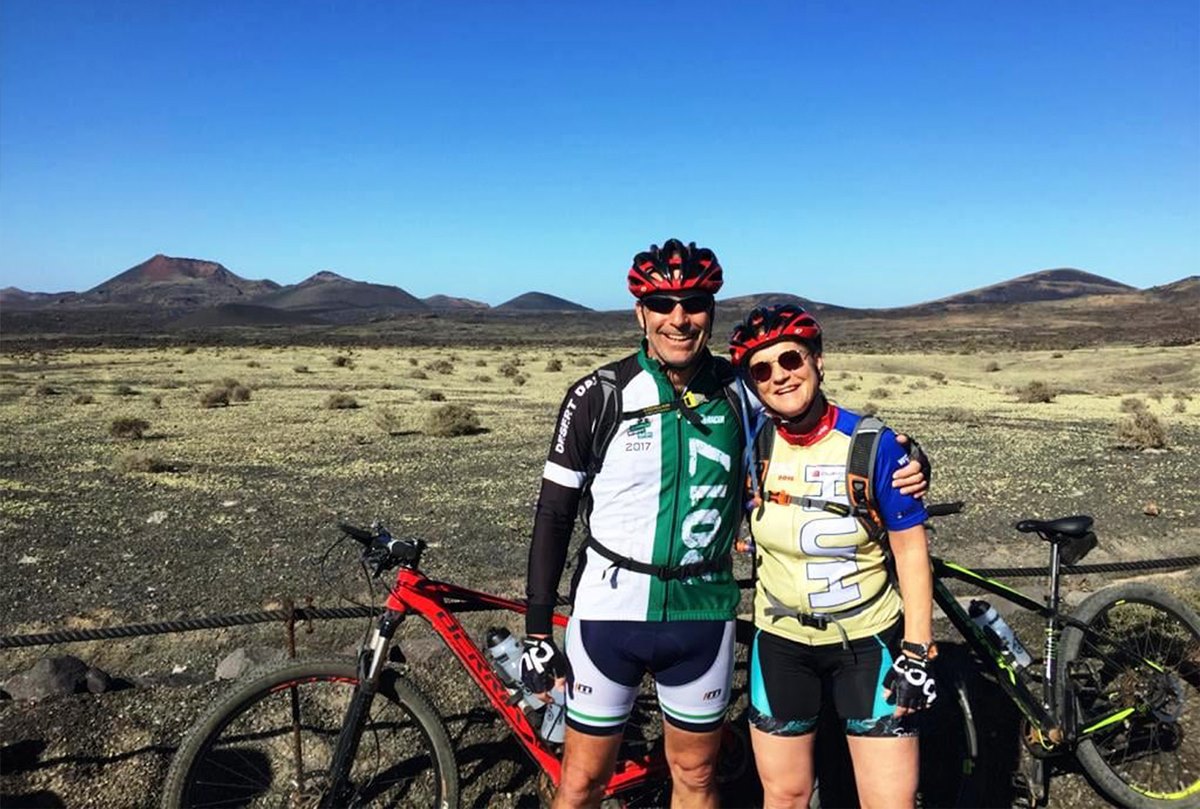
[586, 366, 622, 480]
[583, 535, 733, 585]
[760, 582, 890, 649]
[845, 416, 887, 539]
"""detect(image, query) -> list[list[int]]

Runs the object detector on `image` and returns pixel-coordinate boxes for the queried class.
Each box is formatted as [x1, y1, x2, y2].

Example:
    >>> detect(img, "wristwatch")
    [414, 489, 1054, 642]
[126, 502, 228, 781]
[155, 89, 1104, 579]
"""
[901, 640, 939, 661]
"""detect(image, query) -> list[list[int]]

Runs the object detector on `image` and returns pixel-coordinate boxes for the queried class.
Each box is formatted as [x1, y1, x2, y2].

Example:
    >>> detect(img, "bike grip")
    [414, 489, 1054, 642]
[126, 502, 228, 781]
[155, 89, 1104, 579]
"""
[925, 501, 965, 517]
[338, 522, 374, 544]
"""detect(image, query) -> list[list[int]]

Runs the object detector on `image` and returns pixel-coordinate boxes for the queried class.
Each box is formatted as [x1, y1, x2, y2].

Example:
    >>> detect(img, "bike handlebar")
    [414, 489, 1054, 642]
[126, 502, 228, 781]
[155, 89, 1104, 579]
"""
[338, 522, 425, 573]
[926, 501, 965, 517]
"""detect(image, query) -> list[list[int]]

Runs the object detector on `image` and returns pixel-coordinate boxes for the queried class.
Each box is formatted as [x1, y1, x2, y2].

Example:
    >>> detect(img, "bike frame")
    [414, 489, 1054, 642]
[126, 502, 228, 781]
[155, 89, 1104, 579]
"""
[931, 551, 1135, 753]
[324, 565, 663, 801]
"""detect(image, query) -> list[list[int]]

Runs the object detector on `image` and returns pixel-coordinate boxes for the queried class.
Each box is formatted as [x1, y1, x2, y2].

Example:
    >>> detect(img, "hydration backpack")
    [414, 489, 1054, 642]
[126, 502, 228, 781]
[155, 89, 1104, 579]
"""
[748, 413, 890, 540]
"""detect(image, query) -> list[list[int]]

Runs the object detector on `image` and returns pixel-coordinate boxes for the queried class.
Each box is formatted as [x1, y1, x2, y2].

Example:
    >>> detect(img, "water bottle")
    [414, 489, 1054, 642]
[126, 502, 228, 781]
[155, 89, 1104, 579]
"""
[968, 600, 1033, 669]
[540, 685, 567, 743]
[484, 628, 543, 711]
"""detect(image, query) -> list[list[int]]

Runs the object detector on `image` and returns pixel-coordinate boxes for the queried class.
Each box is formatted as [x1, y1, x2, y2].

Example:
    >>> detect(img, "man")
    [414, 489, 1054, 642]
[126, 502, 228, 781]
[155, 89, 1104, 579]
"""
[520, 240, 926, 808]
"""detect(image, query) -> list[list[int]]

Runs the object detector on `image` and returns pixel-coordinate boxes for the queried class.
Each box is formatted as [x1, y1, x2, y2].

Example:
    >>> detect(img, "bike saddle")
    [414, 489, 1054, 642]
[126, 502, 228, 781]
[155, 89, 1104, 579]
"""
[1015, 515, 1094, 539]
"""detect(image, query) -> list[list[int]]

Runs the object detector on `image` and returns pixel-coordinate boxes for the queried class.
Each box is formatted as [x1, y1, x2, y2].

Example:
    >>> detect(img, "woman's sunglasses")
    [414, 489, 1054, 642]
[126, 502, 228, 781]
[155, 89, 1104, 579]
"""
[749, 349, 811, 383]
[640, 294, 713, 315]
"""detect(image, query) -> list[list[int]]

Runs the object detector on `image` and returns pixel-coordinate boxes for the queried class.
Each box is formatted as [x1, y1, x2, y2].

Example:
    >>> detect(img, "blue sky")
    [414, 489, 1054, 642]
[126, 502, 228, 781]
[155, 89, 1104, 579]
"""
[2, 1, 1197, 310]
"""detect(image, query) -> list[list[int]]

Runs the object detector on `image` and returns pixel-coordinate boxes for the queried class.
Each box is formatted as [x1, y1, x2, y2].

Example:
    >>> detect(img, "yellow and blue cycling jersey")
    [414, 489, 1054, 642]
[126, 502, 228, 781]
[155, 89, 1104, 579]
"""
[750, 404, 928, 646]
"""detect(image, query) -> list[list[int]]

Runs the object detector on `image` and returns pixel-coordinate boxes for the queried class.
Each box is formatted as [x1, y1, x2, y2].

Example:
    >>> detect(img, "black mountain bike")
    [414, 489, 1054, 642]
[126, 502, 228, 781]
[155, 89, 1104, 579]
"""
[911, 503, 1200, 808]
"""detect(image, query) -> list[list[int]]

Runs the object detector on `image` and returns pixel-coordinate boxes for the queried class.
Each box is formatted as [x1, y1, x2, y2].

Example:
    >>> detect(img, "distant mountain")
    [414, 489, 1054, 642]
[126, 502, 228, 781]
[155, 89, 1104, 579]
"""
[718, 292, 849, 314]
[171, 303, 326, 329]
[1147, 276, 1200, 301]
[423, 294, 490, 311]
[253, 271, 428, 314]
[80, 254, 279, 307]
[0, 287, 76, 309]
[927, 268, 1134, 306]
[495, 292, 590, 312]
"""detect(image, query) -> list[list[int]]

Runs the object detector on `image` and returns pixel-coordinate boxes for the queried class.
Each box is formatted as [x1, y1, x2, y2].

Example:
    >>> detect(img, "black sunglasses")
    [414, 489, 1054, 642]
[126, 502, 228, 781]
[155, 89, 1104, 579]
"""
[749, 349, 811, 383]
[640, 294, 713, 315]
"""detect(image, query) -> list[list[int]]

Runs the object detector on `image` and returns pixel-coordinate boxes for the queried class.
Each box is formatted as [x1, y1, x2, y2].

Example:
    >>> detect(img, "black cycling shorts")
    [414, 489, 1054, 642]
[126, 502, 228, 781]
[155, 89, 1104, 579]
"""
[748, 620, 917, 738]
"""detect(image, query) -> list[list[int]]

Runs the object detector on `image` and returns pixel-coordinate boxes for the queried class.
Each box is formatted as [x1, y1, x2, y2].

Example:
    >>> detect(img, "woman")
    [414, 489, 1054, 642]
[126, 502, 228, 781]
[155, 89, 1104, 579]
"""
[729, 304, 936, 809]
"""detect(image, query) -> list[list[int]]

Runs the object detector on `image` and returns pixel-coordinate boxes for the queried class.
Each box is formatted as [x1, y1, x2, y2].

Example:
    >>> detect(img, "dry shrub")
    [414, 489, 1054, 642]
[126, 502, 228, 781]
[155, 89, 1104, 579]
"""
[408, 357, 419, 366]
[115, 451, 171, 473]
[324, 393, 359, 410]
[73, 393, 95, 405]
[1149, 390, 1164, 402]
[31, 383, 60, 396]
[114, 383, 139, 396]
[910, 380, 929, 390]
[1119, 397, 1147, 414]
[424, 391, 446, 402]
[221, 377, 240, 389]
[930, 371, 946, 382]
[246, 360, 262, 368]
[181, 346, 197, 355]
[1014, 381, 1056, 403]
[475, 358, 488, 367]
[200, 387, 230, 408]
[1051, 352, 1064, 359]
[843, 382, 859, 392]
[883, 375, 901, 384]
[838, 371, 851, 381]
[110, 417, 150, 439]
[1174, 400, 1187, 413]
[331, 355, 354, 368]
[407, 369, 429, 380]
[512, 374, 528, 387]
[984, 361, 1001, 373]
[425, 403, 481, 437]
[293, 365, 310, 374]
[425, 359, 454, 374]
[862, 402, 880, 417]
[229, 385, 252, 402]
[573, 357, 592, 367]
[373, 407, 404, 435]
[545, 359, 563, 372]
[1174, 390, 1192, 401]
[497, 362, 520, 378]
[869, 387, 890, 399]
[150, 394, 163, 408]
[942, 407, 977, 424]
[1116, 411, 1168, 450]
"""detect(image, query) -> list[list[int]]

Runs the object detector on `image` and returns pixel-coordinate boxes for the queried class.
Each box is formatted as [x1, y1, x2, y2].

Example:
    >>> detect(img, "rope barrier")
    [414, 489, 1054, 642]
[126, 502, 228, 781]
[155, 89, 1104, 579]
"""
[3, 556, 1197, 650]
[970, 555, 1200, 579]
[0, 605, 379, 649]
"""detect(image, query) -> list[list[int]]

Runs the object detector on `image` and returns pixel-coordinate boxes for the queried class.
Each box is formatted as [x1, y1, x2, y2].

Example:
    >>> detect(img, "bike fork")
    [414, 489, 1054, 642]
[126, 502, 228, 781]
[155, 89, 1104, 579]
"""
[317, 610, 405, 808]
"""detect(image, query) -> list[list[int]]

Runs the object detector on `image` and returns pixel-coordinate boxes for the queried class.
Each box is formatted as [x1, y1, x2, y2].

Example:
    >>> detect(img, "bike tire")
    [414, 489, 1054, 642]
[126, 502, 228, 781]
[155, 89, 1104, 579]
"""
[163, 658, 460, 808]
[1059, 583, 1200, 809]
[920, 645, 983, 808]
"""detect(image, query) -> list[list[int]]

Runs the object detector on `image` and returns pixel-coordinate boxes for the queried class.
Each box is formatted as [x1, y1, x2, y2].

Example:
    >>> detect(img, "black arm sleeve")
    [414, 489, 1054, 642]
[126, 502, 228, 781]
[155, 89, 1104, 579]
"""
[525, 373, 602, 635]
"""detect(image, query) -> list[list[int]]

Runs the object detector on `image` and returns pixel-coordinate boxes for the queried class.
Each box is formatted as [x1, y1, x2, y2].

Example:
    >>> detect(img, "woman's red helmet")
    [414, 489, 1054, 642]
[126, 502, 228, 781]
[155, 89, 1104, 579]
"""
[728, 303, 823, 368]
[627, 239, 723, 298]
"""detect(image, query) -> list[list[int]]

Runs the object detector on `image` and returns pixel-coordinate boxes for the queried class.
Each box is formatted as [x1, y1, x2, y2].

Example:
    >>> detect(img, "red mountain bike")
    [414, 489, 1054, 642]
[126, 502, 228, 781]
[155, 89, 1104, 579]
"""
[162, 521, 754, 808]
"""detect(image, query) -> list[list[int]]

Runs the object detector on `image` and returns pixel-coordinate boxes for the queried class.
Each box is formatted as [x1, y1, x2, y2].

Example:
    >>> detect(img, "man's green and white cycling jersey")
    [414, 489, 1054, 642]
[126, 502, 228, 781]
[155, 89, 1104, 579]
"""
[525, 344, 744, 635]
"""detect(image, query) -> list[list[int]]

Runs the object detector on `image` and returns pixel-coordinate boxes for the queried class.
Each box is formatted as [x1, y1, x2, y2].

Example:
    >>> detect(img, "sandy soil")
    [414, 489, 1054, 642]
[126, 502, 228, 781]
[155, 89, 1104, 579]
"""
[1, 341, 1197, 808]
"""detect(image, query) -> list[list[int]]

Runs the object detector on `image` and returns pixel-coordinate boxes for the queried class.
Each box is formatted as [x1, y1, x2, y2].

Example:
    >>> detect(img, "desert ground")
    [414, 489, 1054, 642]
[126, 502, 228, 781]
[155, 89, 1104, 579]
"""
[1, 335, 1198, 808]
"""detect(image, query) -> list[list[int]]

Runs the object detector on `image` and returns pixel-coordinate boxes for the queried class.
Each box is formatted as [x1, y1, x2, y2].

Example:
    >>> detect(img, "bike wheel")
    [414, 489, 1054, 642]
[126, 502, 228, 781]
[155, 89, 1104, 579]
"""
[919, 645, 982, 808]
[163, 658, 459, 808]
[1060, 583, 1200, 809]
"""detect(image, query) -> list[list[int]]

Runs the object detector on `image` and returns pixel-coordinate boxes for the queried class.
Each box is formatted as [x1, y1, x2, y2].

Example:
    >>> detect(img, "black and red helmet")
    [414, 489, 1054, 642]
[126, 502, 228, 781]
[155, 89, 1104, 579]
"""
[728, 303, 823, 368]
[627, 239, 723, 298]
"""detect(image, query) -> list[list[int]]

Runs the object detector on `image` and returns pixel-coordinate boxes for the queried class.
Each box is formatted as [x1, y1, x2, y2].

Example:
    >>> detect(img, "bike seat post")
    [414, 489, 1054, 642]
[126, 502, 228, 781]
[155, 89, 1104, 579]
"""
[1044, 537, 1064, 713]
